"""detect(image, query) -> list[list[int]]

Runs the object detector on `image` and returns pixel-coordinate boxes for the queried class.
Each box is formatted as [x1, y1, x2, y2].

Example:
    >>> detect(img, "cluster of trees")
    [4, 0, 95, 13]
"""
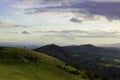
[68, 53, 120, 80]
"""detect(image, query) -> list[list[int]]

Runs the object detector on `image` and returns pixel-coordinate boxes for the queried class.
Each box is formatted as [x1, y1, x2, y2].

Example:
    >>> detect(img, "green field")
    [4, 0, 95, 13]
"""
[0, 47, 86, 80]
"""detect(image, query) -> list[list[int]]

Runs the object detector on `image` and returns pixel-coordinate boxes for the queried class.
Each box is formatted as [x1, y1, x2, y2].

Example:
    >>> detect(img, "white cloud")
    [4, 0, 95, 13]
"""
[31, 29, 120, 38]
[0, 20, 28, 28]
[0, 21, 12, 27]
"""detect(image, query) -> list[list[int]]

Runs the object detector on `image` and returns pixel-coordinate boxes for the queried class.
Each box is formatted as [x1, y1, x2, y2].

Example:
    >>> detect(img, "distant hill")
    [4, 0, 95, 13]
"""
[34, 44, 120, 80]
[0, 47, 86, 80]
[35, 44, 120, 59]
[0, 44, 40, 49]
[98, 43, 120, 48]
[34, 44, 70, 61]
[63, 44, 120, 58]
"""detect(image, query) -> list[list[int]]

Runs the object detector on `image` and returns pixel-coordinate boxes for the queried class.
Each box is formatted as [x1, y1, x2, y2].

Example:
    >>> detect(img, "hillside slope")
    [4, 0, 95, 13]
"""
[0, 47, 86, 80]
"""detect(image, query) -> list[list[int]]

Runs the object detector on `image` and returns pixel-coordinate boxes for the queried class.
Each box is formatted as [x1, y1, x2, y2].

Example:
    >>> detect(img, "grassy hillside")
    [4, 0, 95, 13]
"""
[0, 47, 86, 80]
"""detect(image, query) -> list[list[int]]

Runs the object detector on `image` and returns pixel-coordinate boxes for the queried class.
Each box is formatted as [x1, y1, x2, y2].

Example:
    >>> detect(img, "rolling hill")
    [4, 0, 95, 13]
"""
[35, 44, 120, 80]
[0, 47, 86, 80]
[34, 44, 70, 61]
[35, 44, 120, 59]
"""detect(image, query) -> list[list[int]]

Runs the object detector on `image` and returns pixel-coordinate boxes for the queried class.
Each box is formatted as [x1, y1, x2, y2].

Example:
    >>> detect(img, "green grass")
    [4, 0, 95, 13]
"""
[0, 47, 86, 80]
[0, 63, 85, 80]
[113, 59, 120, 63]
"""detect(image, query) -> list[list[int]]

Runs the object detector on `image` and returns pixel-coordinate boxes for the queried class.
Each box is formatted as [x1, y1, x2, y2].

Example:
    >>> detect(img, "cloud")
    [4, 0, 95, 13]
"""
[0, 21, 11, 27]
[22, 30, 31, 34]
[71, 1, 120, 20]
[6, 32, 18, 34]
[14, 29, 120, 45]
[2, 0, 8, 2]
[22, 0, 120, 20]
[31, 30, 120, 39]
[70, 17, 82, 23]
[0, 21, 28, 28]
[23, 0, 76, 4]
[13, 25, 28, 28]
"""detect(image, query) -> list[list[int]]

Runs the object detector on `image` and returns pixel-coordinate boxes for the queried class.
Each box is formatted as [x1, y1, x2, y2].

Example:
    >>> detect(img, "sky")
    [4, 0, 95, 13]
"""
[1, 0, 120, 45]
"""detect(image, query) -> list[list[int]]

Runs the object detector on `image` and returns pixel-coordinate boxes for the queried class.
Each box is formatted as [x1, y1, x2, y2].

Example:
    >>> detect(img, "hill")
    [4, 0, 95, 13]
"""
[34, 44, 70, 61]
[0, 47, 86, 80]
[63, 44, 120, 58]
[35, 44, 120, 80]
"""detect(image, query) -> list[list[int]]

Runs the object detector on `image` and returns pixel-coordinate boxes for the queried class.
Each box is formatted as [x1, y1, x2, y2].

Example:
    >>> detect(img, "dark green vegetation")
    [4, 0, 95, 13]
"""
[0, 47, 86, 80]
[35, 44, 120, 80]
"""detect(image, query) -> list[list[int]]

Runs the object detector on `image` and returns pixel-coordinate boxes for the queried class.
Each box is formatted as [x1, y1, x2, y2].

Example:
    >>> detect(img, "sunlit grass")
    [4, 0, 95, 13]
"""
[0, 47, 86, 80]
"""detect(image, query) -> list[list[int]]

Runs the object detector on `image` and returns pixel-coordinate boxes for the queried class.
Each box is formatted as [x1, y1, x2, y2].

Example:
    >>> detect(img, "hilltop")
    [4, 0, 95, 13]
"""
[34, 44, 70, 61]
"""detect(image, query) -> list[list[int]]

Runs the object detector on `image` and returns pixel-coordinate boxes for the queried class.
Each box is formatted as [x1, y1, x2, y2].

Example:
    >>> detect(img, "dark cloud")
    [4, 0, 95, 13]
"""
[24, 1, 120, 20]
[22, 31, 31, 34]
[69, 1, 120, 20]
[70, 17, 82, 23]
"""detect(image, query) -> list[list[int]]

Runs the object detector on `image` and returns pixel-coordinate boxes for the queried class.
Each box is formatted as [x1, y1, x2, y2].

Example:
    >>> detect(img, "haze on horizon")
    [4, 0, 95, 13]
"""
[0, 0, 120, 45]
